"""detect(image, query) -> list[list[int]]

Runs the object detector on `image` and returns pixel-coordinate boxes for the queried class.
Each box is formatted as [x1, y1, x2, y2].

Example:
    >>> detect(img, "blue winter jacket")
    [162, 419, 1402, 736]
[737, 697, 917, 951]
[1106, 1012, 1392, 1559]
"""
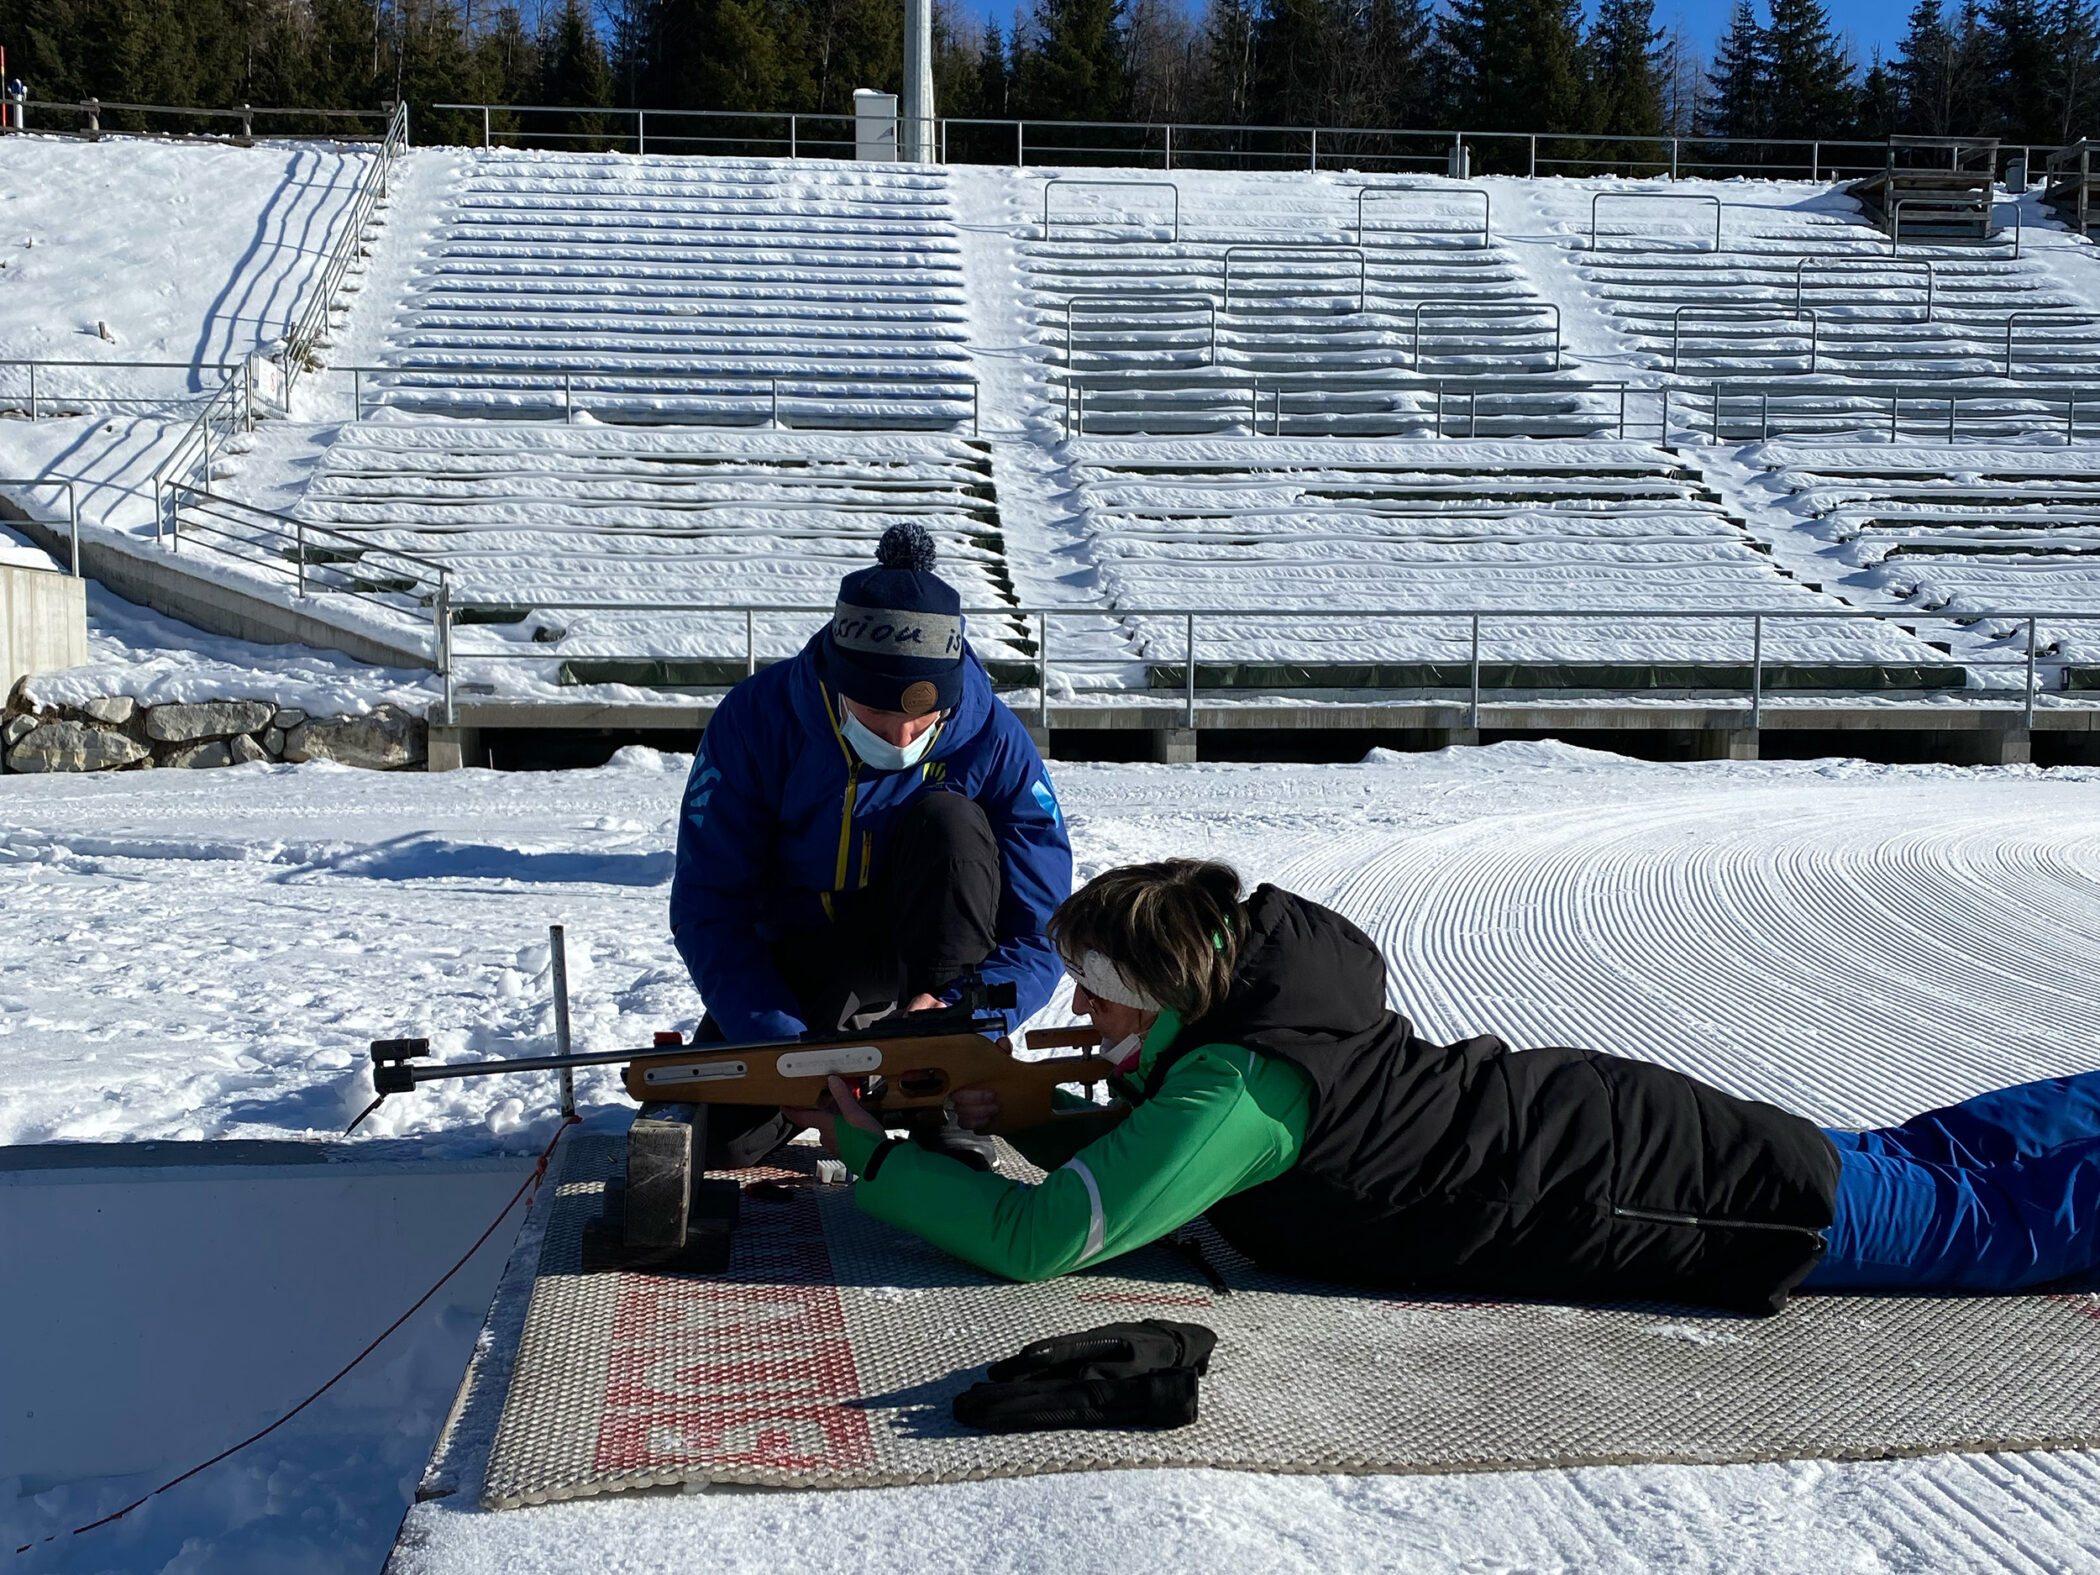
[669, 632, 1072, 1042]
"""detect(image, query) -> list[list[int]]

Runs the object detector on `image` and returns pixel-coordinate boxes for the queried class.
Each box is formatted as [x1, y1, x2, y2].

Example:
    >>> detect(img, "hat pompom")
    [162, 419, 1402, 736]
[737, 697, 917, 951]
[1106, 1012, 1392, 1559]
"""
[875, 521, 938, 575]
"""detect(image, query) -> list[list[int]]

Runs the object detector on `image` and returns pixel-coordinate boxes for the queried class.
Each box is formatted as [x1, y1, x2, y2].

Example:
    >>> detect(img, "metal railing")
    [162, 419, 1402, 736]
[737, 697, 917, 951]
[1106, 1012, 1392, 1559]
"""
[1413, 301, 1562, 371]
[1670, 305, 1819, 375]
[0, 477, 80, 574]
[5, 97, 393, 141]
[160, 482, 457, 711]
[2001, 312, 2100, 379]
[1590, 192, 1724, 252]
[148, 364, 255, 540]
[0, 359, 240, 419]
[279, 101, 410, 404]
[1055, 373, 1624, 439]
[1355, 186, 1491, 247]
[440, 599, 2093, 734]
[334, 362, 981, 434]
[421, 102, 2066, 184]
[1040, 178, 1180, 241]
[1692, 381, 2100, 443]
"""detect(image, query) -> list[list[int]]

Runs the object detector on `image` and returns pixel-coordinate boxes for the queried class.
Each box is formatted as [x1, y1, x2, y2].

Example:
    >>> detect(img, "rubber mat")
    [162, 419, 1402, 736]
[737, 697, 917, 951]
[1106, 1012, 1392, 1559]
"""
[481, 1134, 2100, 1507]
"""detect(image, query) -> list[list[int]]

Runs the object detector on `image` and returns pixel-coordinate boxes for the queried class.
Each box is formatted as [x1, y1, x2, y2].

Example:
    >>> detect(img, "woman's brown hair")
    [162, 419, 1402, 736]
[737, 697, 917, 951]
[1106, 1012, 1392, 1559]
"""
[1049, 860, 1246, 1021]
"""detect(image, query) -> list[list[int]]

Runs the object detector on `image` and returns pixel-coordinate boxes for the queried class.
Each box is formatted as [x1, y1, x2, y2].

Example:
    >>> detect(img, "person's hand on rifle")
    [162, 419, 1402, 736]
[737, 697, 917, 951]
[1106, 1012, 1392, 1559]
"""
[949, 1036, 1016, 1132]
[785, 1074, 886, 1158]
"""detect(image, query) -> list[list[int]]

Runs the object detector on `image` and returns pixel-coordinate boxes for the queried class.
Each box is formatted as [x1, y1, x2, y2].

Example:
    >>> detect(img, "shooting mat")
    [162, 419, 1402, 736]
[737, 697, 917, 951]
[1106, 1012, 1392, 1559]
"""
[479, 1134, 2100, 1507]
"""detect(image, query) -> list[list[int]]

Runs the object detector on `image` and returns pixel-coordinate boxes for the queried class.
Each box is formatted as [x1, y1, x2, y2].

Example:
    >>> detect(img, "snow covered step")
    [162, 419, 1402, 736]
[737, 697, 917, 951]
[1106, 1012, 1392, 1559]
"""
[359, 151, 972, 428]
[1062, 438, 1945, 674]
[273, 422, 1028, 668]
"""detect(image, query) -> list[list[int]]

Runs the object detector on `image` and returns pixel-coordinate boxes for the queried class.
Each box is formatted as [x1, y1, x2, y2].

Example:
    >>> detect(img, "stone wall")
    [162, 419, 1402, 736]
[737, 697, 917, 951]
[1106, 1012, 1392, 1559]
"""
[2, 684, 427, 773]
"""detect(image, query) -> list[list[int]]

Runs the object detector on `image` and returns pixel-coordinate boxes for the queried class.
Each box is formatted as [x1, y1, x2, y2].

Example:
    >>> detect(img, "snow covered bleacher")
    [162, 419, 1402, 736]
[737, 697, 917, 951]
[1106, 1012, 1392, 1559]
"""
[281, 421, 1030, 681]
[1568, 184, 2100, 436]
[1060, 438, 1961, 687]
[1023, 173, 1604, 437]
[355, 153, 975, 430]
[1754, 441, 2100, 669]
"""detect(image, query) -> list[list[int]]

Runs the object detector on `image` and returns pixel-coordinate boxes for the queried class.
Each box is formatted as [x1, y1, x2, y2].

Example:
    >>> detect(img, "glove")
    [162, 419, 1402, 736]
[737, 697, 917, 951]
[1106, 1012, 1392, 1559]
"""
[953, 1368, 1200, 1433]
[986, 1319, 1216, 1383]
[953, 1320, 1216, 1434]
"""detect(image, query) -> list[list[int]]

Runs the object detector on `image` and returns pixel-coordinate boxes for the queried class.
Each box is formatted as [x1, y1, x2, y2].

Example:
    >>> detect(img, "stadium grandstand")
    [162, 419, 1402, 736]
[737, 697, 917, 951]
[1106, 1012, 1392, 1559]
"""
[3, 106, 2100, 769]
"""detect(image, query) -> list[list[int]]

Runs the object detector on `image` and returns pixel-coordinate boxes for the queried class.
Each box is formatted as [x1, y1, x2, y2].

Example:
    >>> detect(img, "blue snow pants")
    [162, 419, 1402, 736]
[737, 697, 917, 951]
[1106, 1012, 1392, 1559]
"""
[1803, 1069, 2100, 1292]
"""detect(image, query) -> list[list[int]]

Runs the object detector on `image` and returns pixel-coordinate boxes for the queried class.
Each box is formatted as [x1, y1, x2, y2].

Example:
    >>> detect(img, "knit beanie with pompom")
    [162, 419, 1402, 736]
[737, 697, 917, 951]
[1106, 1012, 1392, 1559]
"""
[821, 522, 966, 717]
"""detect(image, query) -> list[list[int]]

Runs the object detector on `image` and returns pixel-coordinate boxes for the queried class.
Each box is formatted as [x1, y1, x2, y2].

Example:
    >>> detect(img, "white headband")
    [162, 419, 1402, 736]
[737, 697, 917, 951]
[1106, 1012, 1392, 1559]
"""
[1063, 949, 1161, 1012]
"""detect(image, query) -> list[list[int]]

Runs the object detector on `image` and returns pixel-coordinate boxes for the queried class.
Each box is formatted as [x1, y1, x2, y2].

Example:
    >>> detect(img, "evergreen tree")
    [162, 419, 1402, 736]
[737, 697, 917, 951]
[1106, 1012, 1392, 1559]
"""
[1894, 0, 1961, 131]
[1763, 0, 1854, 139]
[1125, 0, 1196, 121]
[1586, 0, 1663, 137]
[1352, 0, 1433, 126]
[1856, 51, 1900, 137]
[2044, 0, 2100, 142]
[975, 18, 1012, 115]
[1980, 0, 2054, 138]
[1250, 0, 1346, 124]
[1013, 0, 1130, 119]
[1439, 0, 1584, 135]
[1193, 0, 1256, 122]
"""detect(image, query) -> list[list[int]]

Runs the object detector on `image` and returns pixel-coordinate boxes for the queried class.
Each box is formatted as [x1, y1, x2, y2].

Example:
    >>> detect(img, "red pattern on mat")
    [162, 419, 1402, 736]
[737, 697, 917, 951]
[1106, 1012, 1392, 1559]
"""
[593, 1185, 876, 1474]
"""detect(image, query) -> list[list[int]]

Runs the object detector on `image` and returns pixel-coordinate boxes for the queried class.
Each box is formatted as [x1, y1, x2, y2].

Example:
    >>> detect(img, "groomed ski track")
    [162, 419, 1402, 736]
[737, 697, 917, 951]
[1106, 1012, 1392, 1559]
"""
[8, 746, 2100, 1569]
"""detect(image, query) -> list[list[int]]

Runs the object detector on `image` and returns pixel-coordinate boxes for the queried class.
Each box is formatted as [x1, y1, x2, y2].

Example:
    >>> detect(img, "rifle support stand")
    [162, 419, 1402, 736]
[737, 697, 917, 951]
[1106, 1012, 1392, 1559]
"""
[582, 1105, 740, 1274]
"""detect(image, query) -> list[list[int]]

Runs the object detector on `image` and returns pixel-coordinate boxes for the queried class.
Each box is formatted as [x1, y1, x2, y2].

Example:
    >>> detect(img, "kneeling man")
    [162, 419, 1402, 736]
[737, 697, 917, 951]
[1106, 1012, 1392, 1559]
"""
[669, 523, 1072, 1167]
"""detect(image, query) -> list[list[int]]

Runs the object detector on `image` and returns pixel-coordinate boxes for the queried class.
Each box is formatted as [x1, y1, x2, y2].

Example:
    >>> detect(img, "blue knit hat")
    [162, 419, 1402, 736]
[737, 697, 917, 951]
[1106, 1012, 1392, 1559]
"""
[822, 523, 965, 717]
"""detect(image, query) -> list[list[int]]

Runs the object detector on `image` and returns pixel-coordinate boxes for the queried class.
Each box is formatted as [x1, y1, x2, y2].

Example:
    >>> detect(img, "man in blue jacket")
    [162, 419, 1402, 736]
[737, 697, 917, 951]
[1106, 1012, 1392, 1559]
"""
[668, 522, 1073, 1168]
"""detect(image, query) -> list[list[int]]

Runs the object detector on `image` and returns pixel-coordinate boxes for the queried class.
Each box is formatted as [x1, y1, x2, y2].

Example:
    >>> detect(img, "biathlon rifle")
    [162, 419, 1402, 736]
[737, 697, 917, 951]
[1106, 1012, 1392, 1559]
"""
[362, 975, 1121, 1134]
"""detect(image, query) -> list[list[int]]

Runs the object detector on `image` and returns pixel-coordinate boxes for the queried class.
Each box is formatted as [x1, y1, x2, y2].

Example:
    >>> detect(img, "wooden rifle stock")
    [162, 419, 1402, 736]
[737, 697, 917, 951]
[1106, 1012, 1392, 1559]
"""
[622, 1025, 1115, 1133]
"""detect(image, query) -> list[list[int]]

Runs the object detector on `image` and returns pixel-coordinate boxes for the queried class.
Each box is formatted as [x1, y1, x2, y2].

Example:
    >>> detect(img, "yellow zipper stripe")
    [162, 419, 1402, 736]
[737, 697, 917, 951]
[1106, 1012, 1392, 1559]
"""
[821, 684, 859, 901]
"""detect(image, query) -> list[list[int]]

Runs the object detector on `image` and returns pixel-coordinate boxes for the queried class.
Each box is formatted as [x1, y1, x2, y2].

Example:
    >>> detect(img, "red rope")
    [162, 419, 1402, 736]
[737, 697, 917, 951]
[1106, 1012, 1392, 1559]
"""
[15, 1116, 579, 1557]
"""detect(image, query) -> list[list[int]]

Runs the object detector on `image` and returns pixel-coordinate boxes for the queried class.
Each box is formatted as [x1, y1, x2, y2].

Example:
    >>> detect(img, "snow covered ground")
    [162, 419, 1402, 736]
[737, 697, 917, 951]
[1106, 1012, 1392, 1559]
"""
[7, 743, 2100, 1570]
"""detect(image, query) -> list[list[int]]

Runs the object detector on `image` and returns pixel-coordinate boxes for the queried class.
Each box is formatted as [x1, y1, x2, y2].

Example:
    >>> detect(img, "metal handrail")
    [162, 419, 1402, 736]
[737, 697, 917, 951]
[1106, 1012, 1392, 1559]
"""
[441, 600, 2086, 733]
[1221, 245, 1367, 314]
[1792, 256, 1935, 322]
[2000, 311, 2098, 378]
[1355, 185, 1491, 248]
[148, 362, 254, 542]
[1041, 178, 1181, 242]
[1590, 192, 1723, 252]
[1671, 305, 1820, 375]
[279, 102, 410, 404]
[335, 362, 982, 434]
[0, 359, 239, 419]
[1060, 294, 1218, 366]
[1412, 301, 1562, 371]
[0, 477, 80, 574]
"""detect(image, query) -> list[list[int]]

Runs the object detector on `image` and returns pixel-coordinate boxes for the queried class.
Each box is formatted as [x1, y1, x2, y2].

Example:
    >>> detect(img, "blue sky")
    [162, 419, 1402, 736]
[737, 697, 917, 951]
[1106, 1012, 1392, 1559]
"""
[954, 0, 1919, 68]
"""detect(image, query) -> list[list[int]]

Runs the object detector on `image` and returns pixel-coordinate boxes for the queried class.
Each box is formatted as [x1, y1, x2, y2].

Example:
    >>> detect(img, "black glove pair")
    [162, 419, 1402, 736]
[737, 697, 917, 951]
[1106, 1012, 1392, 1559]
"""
[952, 1319, 1217, 1434]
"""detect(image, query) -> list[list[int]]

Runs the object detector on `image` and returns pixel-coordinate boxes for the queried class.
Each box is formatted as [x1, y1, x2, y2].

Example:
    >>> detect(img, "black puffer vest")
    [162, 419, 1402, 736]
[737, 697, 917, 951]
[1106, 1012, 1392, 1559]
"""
[1153, 885, 1840, 1315]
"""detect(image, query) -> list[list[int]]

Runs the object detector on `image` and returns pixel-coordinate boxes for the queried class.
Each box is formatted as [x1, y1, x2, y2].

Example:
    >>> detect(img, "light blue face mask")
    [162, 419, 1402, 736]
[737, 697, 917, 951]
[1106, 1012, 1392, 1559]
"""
[840, 704, 941, 771]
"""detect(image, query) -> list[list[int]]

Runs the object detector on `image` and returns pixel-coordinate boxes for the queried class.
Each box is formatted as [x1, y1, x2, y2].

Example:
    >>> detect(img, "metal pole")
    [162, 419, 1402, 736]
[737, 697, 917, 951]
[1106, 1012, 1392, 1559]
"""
[354, 368, 362, 422]
[296, 518, 306, 596]
[549, 925, 578, 1120]
[638, 109, 647, 156]
[563, 372, 572, 422]
[1310, 126, 1318, 172]
[771, 378, 780, 427]
[1037, 610, 1050, 733]
[1670, 137, 1679, 180]
[437, 574, 455, 725]
[2025, 617, 2039, 730]
[482, 106, 490, 148]
[1529, 135, 1537, 177]
[1017, 122, 1025, 168]
[745, 608, 755, 676]
[1948, 396, 1957, 442]
[67, 484, 78, 576]
[1184, 613, 1196, 731]
[1165, 123, 1173, 171]
[1890, 394, 1899, 442]
[26, 363, 34, 421]
[791, 115, 798, 159]
[1469, 613, 1481, 731]
[1751, 614, 1763, 730]
[1810, 140, 1819, 179]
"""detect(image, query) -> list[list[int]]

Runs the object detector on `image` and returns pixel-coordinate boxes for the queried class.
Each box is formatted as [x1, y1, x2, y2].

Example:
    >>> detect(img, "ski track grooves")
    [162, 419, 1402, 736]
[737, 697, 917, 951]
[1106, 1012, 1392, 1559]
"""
[1274, 781, 2100, 1127]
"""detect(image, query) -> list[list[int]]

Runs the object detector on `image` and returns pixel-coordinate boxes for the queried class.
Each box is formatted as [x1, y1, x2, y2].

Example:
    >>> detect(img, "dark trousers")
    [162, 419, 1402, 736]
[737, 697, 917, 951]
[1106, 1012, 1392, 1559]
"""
[695, 791, 1002, 1167]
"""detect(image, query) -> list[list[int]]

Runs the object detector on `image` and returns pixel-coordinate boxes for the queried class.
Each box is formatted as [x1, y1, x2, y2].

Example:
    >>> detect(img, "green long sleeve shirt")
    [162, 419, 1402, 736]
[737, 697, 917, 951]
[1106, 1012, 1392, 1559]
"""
[832, 1010, 1313, 1282]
